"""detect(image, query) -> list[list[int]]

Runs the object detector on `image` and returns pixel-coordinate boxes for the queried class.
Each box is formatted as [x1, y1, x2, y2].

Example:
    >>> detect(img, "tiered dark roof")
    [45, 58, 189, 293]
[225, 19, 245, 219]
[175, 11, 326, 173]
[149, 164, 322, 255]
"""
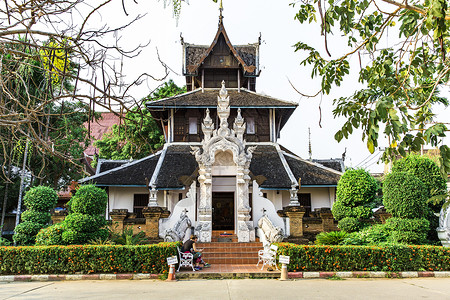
[80, 154, 160, 186]
[285, 155, 341, 186]
[312, 159, 345, 173]
[153, 145, 198, 189]
[249, 145, 293, 189]
[81, 144, 342, 189]
[146, 89, 297, 109]
[182, 20, 259, 77]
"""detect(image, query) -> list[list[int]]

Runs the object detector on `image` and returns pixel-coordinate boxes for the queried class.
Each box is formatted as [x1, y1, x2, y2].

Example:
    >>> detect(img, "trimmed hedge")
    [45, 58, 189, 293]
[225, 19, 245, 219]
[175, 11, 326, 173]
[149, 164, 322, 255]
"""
[277, 243, 450, 272]
[0, 242, 179, 275]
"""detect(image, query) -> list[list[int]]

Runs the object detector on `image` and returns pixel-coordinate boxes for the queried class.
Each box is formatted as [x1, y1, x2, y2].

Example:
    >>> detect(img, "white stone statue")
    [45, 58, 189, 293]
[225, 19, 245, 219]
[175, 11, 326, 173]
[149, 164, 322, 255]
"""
[164, 209, 192, 242]
[258, 212, 285, 248]
[437, 203, 450, 247]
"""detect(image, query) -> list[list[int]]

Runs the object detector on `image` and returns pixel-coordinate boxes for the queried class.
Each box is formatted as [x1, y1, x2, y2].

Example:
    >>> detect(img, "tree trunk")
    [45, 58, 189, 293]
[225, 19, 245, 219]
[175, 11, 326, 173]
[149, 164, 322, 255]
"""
[14, 140, 29, 245]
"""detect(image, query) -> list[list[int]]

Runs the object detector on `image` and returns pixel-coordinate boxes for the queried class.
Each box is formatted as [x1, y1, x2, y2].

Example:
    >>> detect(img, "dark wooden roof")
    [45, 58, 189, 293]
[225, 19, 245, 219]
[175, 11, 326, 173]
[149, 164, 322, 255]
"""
[97, 160, 129, 174]
[79, 154, 160, 186]
[80, 144, 341, 189]
[182, 21, 259, 76]
[249, 145, 293, 189]
[146, 89, 297, 109]
[153, 145, 198, 189]
[312, 159, 345, 172]
[285, 155, 342, 186]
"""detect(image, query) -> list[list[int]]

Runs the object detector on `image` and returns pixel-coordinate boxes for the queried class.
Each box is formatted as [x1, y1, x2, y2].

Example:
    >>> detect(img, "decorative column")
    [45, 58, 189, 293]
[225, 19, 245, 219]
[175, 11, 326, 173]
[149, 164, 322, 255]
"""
[110, 209, 128, 233]
[196, 165, 213, 242]
[317, 208, 335, 232]
[283, 206, 306, 238]
[142, 206, 168, 241]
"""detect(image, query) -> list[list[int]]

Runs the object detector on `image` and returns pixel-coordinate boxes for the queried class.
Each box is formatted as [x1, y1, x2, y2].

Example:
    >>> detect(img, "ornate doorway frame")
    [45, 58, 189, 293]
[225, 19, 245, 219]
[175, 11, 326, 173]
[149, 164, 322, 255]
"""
[192, 81, 255, 242]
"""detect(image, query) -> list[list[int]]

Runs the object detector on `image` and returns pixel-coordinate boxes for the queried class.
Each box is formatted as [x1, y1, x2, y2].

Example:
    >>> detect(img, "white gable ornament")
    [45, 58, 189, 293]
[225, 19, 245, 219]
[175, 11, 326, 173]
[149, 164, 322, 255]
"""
[192, 81, 255, 242]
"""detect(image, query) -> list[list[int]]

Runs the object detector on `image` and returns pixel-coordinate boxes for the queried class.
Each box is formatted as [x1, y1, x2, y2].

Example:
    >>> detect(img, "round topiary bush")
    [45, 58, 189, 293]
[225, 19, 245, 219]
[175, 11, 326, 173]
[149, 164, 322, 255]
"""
[13, 186, 58, 245]
[69, 185, 107, 215]
[64, 213, 106, 233]
[35, 223, 64, 246]
[336, 168, 378, 206]
[20, 210, 51, 225]
[13, 221, 47, 245]
[385, 218, 430, 244]
[23, 186, 58, 211]
[383, 172, 428, 218]
[332, 169, 377, 232]
[392, 155, 447, 198]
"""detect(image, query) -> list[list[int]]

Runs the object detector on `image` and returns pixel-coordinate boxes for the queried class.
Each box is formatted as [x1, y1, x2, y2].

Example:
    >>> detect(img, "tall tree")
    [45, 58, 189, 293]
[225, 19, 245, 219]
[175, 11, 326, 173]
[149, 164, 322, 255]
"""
[291, 0, 450, 173]
[95, 80, 186, 161]
[0, 1, 169, 183]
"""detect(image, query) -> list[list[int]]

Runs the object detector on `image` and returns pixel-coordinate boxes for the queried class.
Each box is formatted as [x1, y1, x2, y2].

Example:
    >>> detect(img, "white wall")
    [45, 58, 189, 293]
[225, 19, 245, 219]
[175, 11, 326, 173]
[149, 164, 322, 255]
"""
[299, 187, 333, 211]
[108, 187, 164, 216]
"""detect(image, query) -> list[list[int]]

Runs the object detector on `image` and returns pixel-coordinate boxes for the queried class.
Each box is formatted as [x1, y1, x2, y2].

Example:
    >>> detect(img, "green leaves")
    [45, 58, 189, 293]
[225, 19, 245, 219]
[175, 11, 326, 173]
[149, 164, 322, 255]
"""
[292, 0, 449, 169]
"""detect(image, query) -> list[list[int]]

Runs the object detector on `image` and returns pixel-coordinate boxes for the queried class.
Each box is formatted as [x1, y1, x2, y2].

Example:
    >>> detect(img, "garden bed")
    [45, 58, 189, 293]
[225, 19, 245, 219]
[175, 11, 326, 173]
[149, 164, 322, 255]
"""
[0, 242, 179, 275]
[277, 243, 450, 272]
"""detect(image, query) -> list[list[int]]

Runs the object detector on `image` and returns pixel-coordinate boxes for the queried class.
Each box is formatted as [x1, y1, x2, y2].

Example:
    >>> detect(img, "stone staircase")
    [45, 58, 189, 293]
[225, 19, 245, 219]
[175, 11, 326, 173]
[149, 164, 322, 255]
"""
[196, 231, 263, 265]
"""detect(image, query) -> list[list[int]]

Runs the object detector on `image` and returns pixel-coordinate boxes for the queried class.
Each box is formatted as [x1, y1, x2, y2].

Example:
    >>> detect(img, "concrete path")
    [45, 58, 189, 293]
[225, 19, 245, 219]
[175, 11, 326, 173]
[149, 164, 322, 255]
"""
[1, 278, 450, 300]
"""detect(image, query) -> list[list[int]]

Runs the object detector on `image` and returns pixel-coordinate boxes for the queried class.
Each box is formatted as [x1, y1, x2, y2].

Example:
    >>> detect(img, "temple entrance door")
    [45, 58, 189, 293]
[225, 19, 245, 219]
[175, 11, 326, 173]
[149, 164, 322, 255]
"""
[212, 192, 234, 231]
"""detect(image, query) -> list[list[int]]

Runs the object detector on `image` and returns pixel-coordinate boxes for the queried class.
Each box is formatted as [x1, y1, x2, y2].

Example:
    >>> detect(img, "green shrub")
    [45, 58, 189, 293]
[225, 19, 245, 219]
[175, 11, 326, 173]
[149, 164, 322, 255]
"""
[332, 169, 377, 231]
[385, 217, 430, 245]
[0, 242, 179, 275]
[337, 217, 361, 233]
[383, 172, 428, 218]
[20, 211, 51, 225]
[336, 169, 378, 207]
[35, 224, 65, 246]
[315, 231, 348, 245]
[38, 185, 108, 245]
[0, 237, 11, 246]
[23, 186, 58, 211]
[277, 243, 450, 272]
[69, 185, 107, 215]
[392, 155, 447, 199]
[341, 224, 390, 245]
[64, 214, 106, 233]
[112, 226, 147, 245]
[13, 186, 58, 245]
[13, 221, 47, 245]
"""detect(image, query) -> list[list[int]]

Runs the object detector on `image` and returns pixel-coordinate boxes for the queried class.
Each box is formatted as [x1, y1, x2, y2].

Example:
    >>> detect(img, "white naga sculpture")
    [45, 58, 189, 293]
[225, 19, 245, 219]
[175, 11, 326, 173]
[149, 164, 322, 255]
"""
[437, 205, 450, 247]
[258, 212, 285, 247]
[164, 209, 192, 242]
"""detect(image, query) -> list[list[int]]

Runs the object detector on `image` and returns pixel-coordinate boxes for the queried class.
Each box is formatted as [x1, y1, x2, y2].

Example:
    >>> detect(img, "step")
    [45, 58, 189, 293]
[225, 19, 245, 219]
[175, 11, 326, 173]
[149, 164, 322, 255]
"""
[195, 241, 264, 264]
[204, 257, 259, 265]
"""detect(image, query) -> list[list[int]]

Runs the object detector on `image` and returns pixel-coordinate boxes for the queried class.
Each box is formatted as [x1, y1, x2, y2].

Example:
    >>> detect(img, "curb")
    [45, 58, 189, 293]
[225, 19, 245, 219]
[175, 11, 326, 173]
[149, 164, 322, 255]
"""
[0, 271, 449, 282]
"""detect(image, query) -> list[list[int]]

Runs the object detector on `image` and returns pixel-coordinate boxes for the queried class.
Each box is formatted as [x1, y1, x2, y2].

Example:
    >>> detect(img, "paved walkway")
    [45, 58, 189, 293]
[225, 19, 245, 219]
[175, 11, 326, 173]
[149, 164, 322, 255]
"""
[2, 278, 450, 299]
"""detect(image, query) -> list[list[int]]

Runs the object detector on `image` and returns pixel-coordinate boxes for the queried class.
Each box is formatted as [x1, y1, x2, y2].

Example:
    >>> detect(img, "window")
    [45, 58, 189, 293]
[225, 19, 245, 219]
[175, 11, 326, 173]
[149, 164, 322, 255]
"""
[178, 193, 183, 201]
[189, 117, 198, 134]
[133, 194, 149, 218]
[298, 193, 312, 217]
[246, 117, 255, 134]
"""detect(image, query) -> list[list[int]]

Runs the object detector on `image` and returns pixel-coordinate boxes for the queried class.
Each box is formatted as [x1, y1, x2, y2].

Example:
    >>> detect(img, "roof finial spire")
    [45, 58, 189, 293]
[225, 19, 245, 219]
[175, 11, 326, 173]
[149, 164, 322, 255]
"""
[219, 0, 224, 25]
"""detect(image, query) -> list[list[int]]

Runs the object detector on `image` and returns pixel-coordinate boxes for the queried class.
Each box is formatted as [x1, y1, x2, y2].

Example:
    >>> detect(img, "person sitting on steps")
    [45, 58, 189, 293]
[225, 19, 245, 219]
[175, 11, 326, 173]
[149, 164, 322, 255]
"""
[181, 234, 210, 270]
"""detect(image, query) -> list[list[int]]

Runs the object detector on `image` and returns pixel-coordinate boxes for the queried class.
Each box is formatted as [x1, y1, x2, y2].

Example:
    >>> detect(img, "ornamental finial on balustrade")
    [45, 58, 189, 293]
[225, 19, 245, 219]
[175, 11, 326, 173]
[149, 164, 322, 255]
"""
[202, 108, 214, 142]
[234, 108, 245, 141]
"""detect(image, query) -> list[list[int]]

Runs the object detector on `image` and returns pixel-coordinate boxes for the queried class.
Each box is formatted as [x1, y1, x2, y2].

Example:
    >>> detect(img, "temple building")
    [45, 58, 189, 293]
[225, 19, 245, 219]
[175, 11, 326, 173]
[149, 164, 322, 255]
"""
[79, 10, 343, 244]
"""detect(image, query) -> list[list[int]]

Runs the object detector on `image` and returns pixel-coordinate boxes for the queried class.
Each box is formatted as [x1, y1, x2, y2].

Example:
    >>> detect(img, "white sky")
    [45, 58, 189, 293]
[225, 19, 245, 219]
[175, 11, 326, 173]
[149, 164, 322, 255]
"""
[92, 0, 449, 173]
